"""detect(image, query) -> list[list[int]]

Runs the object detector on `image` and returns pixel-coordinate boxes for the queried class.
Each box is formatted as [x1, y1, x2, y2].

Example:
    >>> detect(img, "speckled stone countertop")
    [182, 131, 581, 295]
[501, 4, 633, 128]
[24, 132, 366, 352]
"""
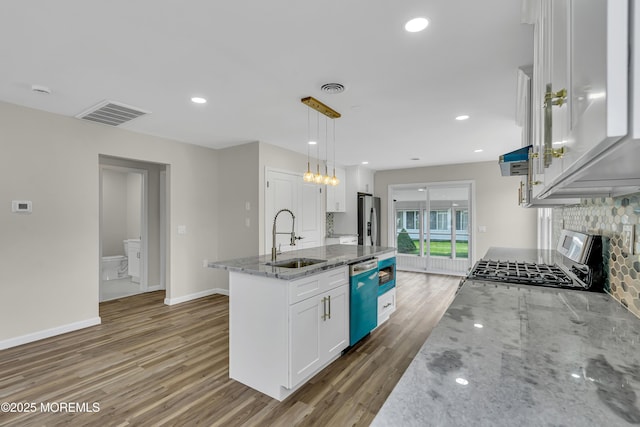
[373, 248, 640, 427]
[209, 244, 395, 280]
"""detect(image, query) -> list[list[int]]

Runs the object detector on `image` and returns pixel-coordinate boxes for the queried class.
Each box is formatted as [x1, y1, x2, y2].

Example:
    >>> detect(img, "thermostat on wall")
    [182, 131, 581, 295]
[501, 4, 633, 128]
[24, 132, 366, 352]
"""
[12, 200, 32, 213]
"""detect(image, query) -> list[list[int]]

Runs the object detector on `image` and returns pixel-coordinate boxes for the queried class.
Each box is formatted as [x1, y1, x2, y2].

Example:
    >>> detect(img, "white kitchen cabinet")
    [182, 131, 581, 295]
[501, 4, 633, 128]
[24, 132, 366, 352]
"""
[289, 283, 348, 387]
[326, 166, 346, 212]
[355, 166, 374, 194]
[528, 0, 631, 200]
[229, 266, 349, 401]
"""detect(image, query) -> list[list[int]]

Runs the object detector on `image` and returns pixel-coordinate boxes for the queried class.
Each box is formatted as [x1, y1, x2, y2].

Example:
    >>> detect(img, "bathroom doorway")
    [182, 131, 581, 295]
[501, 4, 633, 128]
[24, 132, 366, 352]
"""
[99, 156, 167, 302]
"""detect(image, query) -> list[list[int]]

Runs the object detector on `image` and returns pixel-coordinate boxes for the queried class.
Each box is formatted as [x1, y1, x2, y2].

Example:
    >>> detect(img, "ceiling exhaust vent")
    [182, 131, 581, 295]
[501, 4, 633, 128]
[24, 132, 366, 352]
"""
[75, 100, 149, 126]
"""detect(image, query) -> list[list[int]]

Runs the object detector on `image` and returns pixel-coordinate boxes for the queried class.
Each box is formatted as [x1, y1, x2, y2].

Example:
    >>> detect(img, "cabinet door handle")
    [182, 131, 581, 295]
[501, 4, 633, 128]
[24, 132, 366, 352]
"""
[383, 303, 392, 309]
[321, 297, 327, 321]
[543, 85, 568, 168]
[328, 295, 331, 320]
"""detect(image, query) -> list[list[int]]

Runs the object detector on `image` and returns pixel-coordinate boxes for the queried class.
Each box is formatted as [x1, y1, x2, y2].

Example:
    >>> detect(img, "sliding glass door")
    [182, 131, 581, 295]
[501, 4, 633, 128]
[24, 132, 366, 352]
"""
[393, 182, 472, 275]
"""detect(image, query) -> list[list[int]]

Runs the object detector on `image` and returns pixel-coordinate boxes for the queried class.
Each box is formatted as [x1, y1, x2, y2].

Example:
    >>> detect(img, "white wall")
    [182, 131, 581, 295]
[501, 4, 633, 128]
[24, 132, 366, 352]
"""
[375, 161, 538, 262]
[100, 168, 142, 256]
[101, 169, 129, 256]
[0, 101, 222, 345]
[126, 172, 142, 240]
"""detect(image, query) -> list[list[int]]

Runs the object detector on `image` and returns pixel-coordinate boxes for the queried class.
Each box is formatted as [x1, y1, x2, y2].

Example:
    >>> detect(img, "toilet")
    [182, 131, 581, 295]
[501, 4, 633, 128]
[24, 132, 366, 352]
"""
[101, 240, 134, 281]
[101, 255, 128, 281]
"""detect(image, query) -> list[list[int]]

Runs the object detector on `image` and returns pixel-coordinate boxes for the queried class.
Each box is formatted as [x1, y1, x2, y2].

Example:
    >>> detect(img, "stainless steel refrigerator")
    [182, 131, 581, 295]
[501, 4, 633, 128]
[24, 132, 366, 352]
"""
[357, 193, 380, 246]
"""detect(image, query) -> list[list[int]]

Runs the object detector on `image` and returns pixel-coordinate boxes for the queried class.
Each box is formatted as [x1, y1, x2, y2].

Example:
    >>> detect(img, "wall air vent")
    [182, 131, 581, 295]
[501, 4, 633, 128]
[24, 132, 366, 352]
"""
[75, 101, 149, 126]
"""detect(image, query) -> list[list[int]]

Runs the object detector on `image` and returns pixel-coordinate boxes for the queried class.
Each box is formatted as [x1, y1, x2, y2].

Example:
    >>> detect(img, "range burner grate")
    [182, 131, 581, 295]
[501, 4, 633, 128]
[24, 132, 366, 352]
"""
[468, 259, 579, 288]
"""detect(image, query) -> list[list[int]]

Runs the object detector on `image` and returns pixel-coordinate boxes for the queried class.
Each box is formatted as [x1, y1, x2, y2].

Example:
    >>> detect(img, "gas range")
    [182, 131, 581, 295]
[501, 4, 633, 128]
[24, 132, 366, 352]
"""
[468, 259, 575, 288]
[467, 230, 606, 292]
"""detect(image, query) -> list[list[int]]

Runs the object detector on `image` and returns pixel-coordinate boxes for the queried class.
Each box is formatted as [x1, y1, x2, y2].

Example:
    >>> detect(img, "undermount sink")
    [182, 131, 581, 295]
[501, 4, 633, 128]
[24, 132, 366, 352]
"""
[266, 258, 326, 269]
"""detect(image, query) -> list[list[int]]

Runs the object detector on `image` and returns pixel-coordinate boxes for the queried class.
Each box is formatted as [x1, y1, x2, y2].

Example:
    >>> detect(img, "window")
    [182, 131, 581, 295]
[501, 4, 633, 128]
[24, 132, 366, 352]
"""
[430, 210, 450, 231]
[456, 210, 468, 231]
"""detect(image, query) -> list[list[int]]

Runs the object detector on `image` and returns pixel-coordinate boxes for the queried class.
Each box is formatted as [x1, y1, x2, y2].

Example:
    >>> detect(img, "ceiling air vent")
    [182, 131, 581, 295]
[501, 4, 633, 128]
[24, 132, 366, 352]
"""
[75, 101, 149, 126]
[320, 83, 346, 94]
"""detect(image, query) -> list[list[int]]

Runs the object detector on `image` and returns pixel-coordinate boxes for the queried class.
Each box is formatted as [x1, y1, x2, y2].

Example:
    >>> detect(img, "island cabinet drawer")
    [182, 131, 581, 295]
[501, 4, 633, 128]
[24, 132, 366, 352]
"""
[288, 266, 348, 305]
[377, 288, 396, 327]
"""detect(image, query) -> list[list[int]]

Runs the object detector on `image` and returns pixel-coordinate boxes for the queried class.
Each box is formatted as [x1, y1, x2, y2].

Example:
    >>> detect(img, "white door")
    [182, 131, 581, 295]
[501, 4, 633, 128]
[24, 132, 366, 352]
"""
[265, 169, 323, 254]
[300, 181, 323, 248]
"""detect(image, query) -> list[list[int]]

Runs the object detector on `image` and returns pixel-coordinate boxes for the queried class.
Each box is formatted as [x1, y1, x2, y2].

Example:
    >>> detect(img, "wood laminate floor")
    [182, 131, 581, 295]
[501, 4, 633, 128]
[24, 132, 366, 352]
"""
[0, 272, 459, 426]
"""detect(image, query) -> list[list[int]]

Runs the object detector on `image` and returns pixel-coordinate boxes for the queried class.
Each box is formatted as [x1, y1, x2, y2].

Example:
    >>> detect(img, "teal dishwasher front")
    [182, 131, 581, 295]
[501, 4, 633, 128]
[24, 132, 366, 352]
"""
[349, 258, 379, 346]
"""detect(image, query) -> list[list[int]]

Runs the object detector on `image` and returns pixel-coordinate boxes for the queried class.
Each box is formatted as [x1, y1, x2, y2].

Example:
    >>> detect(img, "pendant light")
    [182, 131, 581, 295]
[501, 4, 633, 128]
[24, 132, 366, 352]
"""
[300, 96, 341, 186]
[313, 110, 324, 184]
[323, 116, 332, 185]
[330, 119, 340, 186]
[303, 108, 314, 182]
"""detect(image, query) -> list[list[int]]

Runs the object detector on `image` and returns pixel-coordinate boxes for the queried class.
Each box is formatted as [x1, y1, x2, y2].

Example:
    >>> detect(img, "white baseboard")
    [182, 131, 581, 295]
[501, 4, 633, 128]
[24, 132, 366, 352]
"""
[164, 288, 229, 305]
[0, 317, 101, 351]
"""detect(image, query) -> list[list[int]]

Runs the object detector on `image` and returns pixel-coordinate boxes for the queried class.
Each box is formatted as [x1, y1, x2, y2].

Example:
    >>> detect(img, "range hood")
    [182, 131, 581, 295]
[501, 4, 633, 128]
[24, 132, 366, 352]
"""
[499, 145, 531, 176]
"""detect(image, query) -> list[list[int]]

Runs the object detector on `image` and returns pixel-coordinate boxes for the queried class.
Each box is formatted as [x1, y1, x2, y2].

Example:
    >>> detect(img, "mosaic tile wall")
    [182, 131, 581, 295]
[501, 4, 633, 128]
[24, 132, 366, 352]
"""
[553, 193, 640, 317]
[326, 213, 335, 236]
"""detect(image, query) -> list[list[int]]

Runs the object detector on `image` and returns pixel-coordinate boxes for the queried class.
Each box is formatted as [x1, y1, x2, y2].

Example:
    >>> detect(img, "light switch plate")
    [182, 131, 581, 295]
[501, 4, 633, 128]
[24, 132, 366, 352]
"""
[12, 200, 32, 213]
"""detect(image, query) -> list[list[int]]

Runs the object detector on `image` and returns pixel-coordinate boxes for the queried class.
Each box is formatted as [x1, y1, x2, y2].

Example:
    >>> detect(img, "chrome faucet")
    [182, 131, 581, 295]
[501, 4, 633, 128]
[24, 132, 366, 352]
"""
[272, 208, 298, 261]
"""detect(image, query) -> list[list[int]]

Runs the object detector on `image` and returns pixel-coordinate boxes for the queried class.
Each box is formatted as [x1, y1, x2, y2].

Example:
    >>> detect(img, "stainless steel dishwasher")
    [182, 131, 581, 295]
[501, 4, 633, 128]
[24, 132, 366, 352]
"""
[349, 258, 379, 346]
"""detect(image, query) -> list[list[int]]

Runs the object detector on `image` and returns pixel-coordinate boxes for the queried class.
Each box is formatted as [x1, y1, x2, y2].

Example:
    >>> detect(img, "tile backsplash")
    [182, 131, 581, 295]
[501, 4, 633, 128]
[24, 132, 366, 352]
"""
[553, 193, 640, 317]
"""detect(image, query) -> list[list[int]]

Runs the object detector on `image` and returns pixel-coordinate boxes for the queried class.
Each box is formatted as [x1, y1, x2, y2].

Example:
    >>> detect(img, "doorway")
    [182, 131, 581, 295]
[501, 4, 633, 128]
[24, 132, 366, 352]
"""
[390, 181, 474, 276]
[99, 156, 168, 302]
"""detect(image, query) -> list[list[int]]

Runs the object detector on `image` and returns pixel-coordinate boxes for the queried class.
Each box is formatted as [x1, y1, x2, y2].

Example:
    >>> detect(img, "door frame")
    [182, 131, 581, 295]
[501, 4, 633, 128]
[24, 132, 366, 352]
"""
[387, 180, 475, 275]
[98, 164, 148, 291]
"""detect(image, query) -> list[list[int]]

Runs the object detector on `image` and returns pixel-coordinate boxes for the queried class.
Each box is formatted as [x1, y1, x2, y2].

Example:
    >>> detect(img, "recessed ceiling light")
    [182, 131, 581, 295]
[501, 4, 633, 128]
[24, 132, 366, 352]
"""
[405, 17, 429, 33]
[474, 149, 483, 153]
[362, 161, 369, 165]
[473, 323, 483, 328]
[191, 97, 207, 104]
[455, 378, 469, 386]
[308, 140, 317, 145]
[455, 115, 470, 121]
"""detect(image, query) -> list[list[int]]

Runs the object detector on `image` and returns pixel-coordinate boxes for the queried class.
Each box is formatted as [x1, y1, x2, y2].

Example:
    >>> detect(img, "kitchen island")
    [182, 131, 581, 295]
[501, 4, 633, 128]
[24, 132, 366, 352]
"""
[373, 248, 640, 427]
[210, 244, 395, 401]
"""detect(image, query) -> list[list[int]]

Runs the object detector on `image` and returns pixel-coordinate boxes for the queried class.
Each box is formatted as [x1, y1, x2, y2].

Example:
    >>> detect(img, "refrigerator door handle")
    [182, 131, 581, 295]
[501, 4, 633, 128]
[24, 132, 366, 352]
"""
[371, 208, 378, 246]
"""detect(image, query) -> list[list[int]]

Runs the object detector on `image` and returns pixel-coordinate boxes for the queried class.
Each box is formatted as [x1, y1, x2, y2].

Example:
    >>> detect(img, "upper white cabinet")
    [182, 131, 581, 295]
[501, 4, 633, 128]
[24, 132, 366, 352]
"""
[528, 0, 636, 199]
[353, 166, 374, 194]
[326, 166, 346, 212]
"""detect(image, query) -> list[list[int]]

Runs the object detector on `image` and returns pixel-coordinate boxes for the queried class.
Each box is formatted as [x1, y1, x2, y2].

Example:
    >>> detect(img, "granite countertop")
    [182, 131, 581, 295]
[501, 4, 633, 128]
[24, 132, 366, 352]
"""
[373, 248, 640, 426]
[209, 244, 395, 280]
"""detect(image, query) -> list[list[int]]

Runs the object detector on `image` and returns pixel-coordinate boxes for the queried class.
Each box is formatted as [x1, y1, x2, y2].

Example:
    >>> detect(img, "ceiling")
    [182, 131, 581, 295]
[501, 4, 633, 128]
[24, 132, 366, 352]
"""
[0, 0, 533, 171]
